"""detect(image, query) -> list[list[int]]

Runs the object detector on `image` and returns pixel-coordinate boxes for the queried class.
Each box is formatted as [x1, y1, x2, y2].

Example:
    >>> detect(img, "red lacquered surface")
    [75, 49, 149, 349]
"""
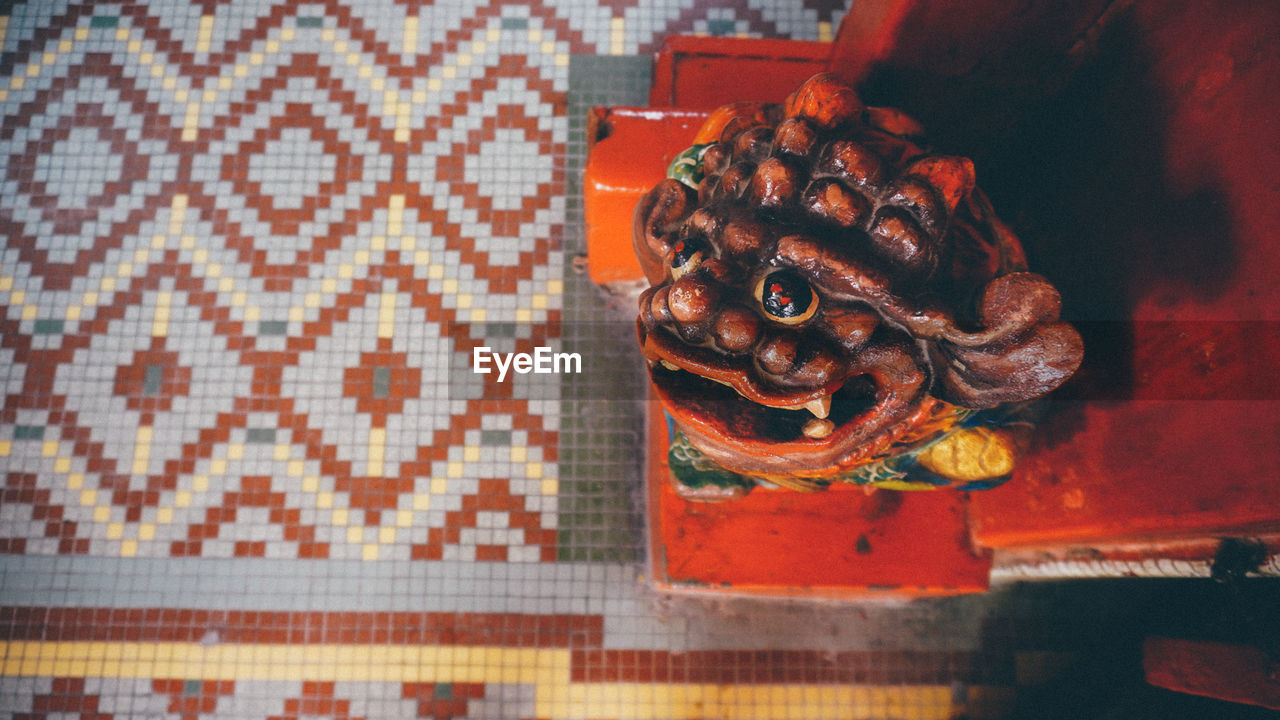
[583, 108, 708, 285]
[650, 36, 830, 108]
[1144, 637, 1280, 711]
[646, 400, 991, 598]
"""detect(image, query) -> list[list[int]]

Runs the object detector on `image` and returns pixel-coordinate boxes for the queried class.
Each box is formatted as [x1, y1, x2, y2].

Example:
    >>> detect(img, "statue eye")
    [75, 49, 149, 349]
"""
[668, 238, 706, 281]
[755, 270, 818, 325]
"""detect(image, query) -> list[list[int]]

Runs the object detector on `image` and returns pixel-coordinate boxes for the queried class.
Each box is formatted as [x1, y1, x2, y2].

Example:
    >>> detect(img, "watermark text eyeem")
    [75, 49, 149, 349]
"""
[472, 346, 582, 382]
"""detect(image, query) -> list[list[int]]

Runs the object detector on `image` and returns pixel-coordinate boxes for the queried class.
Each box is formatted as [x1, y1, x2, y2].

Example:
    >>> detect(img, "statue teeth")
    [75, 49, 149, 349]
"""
[661, 360, 681, 372]
[803, 394, 832, 419]
[803, 418, 835, 439]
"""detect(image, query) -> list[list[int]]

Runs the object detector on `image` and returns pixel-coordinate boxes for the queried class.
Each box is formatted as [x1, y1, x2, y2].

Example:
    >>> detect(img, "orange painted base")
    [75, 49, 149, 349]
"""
[645, 400, 992, 598]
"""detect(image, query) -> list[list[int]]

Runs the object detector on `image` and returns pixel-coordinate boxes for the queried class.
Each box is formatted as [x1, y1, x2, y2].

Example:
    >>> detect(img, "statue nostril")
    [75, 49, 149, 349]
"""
[756, 333, 799, 376]
[713, 305, 761, 353]
[668, 274, 721, 326]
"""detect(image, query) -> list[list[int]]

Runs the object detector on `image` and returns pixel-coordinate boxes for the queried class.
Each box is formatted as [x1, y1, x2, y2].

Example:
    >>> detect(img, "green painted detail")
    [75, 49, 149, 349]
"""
[668, 429, 752, 492]
[667, 144, 710, 190]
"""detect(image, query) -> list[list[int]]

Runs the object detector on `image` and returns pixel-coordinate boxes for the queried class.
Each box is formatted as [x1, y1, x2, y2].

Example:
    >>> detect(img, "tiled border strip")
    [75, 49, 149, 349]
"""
[0, 606, 1015, 718]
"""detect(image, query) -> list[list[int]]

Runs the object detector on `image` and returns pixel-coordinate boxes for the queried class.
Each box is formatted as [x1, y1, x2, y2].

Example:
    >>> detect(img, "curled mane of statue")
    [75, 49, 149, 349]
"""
[633, 73, 1083, 499]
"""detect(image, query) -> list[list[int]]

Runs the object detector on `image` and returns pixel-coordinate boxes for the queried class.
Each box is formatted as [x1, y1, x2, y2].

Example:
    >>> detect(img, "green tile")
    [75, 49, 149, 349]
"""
[296, 17, 324, 27]
[144, 365, 164, 395]
[373, 367, 391, 399]
[481, 430, 512, 446]
[707, 19, 737, 35]
[33, 320, 64, 334]
[90, 16, 119, 28]
[246, 428, 276, 444]
[13, 426, 45, 441]
[500, 17, 528, 30]
[258, 321, 289, 335]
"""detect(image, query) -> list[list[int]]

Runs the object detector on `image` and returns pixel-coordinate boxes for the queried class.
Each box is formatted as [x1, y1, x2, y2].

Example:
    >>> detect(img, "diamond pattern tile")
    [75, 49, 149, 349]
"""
[0, 1, 1148, 719]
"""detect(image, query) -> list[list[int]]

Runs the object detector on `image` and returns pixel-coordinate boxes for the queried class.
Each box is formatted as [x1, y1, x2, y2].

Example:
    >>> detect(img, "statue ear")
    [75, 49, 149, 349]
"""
[632, 179, 695, 285]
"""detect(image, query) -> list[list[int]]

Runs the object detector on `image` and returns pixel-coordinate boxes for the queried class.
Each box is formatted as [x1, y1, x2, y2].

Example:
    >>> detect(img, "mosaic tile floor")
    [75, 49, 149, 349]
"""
[0, 1, 1247, 719]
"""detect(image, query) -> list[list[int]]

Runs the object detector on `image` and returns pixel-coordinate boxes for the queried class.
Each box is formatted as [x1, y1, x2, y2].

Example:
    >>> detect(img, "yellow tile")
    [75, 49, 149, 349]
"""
[243, 306, 260, 323]
[287, 459, 305, 476]
[456, 53, 472, 67]
[174, 491, 192, 508]
[441, 278, 458, 294]
[92, 505, 111, 523]
[555, 53, 569, 67]
[226, 442, 244, 460]
[541, 478, 558, 495]
[468, 308, 486, 322]
[20, 305, 36, 321]
[412, 493, 431, 511]
[515, 308, 532, 323]
[138, 524, 155, 541]
[396, 509, 415, 527]
[346, 526, 363, 543]
[41, 440, 58, 457]
[54, 456, 71, 472]
[332, 508, 349, 526]
[80, 490, 98, 506]
[427, 264, 444, 279]
[442, 65, 456, 79]
[403, 15, 418, 54]
[316, 492, 333, 509]
[511, 446, 527, 462]
[0, 276, 11, 292]
[427, 77, 442, 92]
[547, 279, 564, 295]
[446, 461, 464, 478]
[265, 39, 279, 53]
[233, 64, 247, 77]
[218, 75, 233, 89]
[370, 76, 385, 92]
[525, 462, 542, 478]
[9, 76, 23, 90]
[431, 477, 448, 494]
[362, 543, 379, 561]
[209, 458, 227, 475]
[463, 445, 480, 462]
[192, 475, 209, 492]
[378, 526, 396, 543]
[156, 507, 173, 524]
[345, 52, 360, 66]
[281, 27, 295, 42]
[528, 28, 542, 42]
[106, 522, 124, 540]
[531, 294, 547, 309]
[67, 473, 83, 490]
[302, 476, 319, 492]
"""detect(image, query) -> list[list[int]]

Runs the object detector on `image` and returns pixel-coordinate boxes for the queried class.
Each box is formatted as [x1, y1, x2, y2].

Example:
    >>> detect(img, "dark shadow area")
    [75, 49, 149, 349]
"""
[973, 577, 1280, 720]
[856, 8, 1239, 411]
